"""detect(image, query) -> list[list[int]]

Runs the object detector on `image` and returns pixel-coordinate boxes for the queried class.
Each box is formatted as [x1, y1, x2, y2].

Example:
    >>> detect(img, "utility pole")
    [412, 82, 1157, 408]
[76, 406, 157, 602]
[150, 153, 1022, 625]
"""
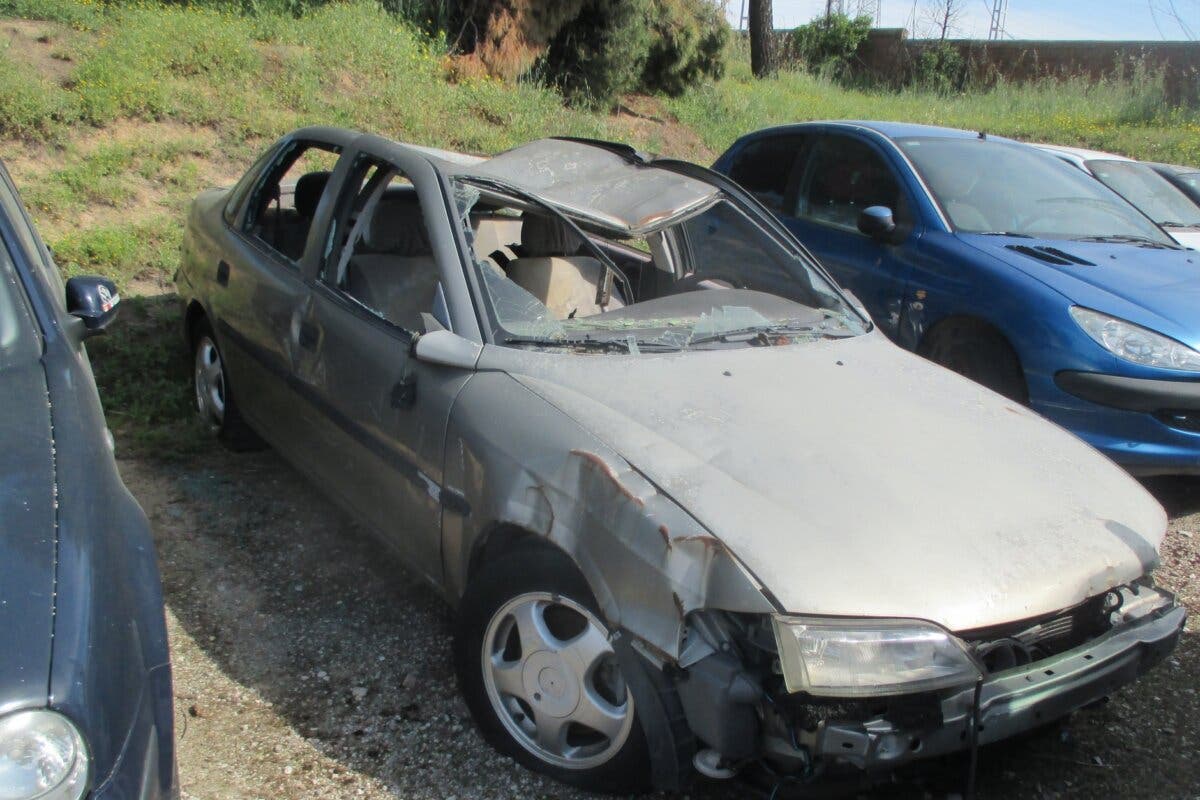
[988, 0, 1008, 40]
[856, 0, 882, 24]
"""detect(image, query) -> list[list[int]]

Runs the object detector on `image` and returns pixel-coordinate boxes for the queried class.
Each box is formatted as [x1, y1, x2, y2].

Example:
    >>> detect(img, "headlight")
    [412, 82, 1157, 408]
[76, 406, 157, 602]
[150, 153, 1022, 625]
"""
[1070, 307, 1200, 371]
[771, 616, 981, 697]
[0, 710, 89, 800]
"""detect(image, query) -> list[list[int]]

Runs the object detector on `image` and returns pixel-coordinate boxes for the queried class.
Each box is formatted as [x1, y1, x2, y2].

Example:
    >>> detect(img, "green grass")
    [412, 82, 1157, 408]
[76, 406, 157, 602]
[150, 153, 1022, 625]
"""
[0, 0, 1195, 452]
[664, 55, 1200, 165]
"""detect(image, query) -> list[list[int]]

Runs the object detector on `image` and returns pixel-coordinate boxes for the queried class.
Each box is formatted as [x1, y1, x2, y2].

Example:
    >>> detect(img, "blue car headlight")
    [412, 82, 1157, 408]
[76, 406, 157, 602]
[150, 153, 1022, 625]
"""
[1070, 307, 1200, 372]
[0, 710, 89, 800]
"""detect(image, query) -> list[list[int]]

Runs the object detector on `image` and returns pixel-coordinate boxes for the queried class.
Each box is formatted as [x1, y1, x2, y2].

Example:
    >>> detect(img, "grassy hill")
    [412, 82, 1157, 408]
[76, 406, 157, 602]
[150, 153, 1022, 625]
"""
[1, 0, 1195, 448]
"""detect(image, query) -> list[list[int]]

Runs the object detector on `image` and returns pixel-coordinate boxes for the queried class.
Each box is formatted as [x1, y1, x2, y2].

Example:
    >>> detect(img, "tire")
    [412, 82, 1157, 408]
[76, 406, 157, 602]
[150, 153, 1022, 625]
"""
[191, 319, 264, 451]
[923, 320, 1028, 404]
[455, 548, 653, 794]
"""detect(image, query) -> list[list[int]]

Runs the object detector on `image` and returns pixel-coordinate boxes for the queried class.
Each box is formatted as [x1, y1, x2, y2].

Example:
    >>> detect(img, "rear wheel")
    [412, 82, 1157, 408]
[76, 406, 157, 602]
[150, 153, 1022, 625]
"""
[923, 320, 1028, 404]
[455, 549, 652, 794]
[191, 320, 263, 451]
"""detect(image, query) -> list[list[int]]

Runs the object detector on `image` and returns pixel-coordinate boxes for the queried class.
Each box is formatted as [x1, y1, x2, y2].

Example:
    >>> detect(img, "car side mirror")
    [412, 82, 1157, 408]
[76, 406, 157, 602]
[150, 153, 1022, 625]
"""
[65, 275, 120, 335]
[858, 206, 897, 242]
[412, 330, 481, 370]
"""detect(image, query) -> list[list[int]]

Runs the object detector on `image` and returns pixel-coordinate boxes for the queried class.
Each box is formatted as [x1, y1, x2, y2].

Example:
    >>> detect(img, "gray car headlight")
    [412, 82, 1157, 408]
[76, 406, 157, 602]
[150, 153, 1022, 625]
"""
[1070, 306, 1200, 371]
[0, 710, 89, 800]
[771, 616, 982, 697]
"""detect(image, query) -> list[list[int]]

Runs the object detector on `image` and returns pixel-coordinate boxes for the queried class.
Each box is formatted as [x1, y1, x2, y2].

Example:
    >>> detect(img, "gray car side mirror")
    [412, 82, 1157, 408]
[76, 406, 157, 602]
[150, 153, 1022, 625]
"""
[412, 330, 481, 370]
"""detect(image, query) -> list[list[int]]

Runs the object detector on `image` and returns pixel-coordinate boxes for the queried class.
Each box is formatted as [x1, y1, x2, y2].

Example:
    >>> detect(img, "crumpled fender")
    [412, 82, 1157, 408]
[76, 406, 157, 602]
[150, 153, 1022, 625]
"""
[441, 371, 773, 659]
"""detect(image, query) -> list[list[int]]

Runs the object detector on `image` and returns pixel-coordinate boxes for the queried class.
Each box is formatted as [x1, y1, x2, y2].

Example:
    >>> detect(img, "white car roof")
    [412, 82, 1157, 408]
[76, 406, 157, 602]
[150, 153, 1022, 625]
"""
[1034, 143, 1134, 165]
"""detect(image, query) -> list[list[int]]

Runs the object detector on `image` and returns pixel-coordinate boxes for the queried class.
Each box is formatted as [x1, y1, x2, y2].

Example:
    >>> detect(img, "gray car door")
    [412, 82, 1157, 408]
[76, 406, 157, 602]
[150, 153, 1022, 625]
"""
[292, 149, 471, 585]
[213, 140, 345, 450]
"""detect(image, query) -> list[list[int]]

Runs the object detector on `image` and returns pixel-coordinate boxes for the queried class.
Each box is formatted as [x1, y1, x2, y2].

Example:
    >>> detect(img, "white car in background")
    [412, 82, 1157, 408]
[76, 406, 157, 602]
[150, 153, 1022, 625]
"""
[1037, 143, 1200, 248]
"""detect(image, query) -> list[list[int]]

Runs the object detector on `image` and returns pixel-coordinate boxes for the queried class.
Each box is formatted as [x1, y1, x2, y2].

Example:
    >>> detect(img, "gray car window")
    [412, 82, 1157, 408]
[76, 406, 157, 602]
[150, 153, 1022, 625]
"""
[243, 143, 341, 265]
[0, 239, 40, 369]
[0, 174, 64, 304]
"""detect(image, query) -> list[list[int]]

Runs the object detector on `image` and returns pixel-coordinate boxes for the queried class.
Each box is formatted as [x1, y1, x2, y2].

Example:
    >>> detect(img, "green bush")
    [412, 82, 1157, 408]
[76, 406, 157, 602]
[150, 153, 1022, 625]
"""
[641, 0, 726, 97]
[910, 42, 965, 93]
[534, 0, 728, 108]
[789, 12, 872, 79]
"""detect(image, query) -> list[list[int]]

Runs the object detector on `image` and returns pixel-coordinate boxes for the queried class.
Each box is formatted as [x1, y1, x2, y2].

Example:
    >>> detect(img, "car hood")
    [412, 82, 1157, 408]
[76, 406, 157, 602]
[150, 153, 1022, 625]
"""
[487, 332, 1166, 632]
[959, 233, 1200, 348]
[0, 360, 56, 707]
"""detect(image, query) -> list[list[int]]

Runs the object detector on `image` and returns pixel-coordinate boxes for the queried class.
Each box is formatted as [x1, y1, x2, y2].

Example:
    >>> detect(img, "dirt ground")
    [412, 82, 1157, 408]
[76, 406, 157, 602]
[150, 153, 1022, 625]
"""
[118, 440, 1199, 800]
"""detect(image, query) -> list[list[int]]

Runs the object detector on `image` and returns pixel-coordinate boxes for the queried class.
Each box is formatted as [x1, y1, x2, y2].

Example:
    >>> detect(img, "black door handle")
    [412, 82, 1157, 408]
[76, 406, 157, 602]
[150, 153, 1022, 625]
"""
[391, 374, 417, 408]
[216, 260, 231, 287]
[297, 321, 319, 350]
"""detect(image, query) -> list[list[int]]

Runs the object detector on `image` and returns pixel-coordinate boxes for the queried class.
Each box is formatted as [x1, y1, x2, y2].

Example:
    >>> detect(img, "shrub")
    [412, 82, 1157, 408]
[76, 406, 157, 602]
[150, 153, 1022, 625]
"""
[789, 12, 872, 79]
[910, 42, 965, 93]
[641, 0, 727, 97]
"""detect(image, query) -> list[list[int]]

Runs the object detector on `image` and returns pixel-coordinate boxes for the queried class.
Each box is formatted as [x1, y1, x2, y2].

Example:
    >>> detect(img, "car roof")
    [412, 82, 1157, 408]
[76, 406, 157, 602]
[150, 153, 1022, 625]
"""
[744, 120, 1018, 143]
[448, 138, 719, 234]
[1147, 161, 1200, 175]
[1034, 143, 1134, 163]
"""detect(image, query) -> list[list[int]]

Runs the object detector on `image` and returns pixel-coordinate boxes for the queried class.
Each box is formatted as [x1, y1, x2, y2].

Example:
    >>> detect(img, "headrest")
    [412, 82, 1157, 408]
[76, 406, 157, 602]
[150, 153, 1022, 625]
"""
[520, 213, 580, 258]
[364, 194, 430, 256]
[294, 171, 330, 218]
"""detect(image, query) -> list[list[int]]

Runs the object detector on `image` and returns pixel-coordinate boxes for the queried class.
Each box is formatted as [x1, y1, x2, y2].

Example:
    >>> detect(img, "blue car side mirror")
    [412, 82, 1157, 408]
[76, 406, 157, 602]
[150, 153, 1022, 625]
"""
[858, 206, 897, 241]
[65, 275, 120, 335]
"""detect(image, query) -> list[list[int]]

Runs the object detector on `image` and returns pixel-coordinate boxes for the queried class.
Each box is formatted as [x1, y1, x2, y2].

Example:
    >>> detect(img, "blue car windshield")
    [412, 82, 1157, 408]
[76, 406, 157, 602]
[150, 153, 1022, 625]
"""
[897, 137, 1175, 244]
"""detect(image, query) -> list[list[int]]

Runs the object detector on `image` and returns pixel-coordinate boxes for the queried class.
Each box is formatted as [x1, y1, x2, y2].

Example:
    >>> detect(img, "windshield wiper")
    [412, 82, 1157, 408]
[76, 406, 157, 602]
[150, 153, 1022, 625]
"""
[1159, 221, 1195, 228]
[976, 231, 1033, 238]
[1071, 234, 1175, 249]
[688, 321, 852, 347]
[504, 335, 679, 352]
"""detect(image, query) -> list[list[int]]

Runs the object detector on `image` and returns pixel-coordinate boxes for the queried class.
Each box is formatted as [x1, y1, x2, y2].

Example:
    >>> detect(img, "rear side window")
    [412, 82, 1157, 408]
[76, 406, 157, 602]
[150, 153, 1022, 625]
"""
[243, 142, 342, 264]
[727, 135, 806, 213]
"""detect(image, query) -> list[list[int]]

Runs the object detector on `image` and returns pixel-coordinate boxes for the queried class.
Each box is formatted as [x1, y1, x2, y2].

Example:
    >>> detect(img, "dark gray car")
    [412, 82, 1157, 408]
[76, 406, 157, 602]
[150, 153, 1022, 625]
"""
[176, 127, 1182, 796]
[0, 161, 177, 799]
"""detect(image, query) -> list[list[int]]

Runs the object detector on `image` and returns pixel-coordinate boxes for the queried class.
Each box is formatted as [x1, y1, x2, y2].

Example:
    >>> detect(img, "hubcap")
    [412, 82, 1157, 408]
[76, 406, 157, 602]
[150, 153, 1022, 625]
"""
[194, 336, 226, 429]
[482, 592, 634, 770]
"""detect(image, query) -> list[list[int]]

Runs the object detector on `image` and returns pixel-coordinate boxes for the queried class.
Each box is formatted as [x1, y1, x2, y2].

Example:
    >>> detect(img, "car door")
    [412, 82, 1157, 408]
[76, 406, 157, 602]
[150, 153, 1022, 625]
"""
[780, 132, 920, 338]
[212, 139, 344, 449]
[291, 149, 472, 585]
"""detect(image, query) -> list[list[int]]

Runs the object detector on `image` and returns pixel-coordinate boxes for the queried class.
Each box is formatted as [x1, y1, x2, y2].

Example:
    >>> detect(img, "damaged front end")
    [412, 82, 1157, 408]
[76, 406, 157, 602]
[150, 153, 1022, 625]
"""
[667, 584, 1183, 788]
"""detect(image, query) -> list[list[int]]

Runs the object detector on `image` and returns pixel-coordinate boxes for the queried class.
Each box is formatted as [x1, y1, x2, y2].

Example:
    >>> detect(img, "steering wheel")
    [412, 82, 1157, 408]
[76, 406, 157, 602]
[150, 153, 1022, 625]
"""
[1013, 197, 1131, 231]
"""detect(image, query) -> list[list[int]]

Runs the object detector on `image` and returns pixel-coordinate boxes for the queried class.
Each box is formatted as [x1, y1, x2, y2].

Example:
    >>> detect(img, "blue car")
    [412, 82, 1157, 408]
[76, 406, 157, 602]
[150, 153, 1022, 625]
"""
[714, 121, 1200, 475]
[0, 160, 177, 800]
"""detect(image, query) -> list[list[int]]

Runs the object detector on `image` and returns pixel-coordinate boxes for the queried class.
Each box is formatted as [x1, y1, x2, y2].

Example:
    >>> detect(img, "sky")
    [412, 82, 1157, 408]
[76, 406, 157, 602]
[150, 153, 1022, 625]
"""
[725, 0, 1199, 40]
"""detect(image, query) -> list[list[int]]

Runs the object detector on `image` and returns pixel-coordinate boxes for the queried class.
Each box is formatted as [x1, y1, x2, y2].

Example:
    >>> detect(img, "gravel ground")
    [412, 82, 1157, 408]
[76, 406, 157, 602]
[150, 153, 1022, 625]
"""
[118, 443, 1199, 800]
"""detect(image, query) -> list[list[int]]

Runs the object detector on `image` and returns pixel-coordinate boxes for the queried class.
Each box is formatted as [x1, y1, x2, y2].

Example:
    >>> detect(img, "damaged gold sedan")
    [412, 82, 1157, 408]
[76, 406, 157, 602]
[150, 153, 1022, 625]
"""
[176, 128, 1185, 796]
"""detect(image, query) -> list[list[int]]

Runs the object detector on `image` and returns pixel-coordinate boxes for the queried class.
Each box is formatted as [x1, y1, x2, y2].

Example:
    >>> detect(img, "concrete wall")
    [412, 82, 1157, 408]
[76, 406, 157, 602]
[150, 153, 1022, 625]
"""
[842, 28, 1199, 103]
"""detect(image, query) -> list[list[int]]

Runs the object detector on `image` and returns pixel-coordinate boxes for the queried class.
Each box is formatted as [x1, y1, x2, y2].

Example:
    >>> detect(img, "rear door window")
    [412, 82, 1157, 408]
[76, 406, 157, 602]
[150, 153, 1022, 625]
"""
[243, 142, 342, 264]
[727, 134, 807, 213]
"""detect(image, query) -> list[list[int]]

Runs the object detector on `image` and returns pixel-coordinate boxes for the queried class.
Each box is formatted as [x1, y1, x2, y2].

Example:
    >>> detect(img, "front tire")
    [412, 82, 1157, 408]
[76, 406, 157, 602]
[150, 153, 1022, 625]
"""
[924, 319, 1028, 404]
[191, 320, 263, 451]
[455, 549, 651, 794]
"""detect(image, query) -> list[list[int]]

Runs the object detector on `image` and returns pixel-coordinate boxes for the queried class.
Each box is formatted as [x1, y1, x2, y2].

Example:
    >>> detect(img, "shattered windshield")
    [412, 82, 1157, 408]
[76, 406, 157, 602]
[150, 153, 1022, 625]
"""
[453, 177, 866, 354]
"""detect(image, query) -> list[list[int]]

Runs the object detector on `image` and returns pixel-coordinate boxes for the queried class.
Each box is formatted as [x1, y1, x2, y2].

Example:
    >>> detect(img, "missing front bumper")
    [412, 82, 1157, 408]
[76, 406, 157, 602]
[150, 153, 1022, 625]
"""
[812, 599, 1185, 771]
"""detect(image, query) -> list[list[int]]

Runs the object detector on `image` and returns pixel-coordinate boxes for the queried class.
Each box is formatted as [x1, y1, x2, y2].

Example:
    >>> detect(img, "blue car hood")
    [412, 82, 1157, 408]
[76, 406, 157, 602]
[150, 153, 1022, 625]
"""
[959, 234, 1200, 349]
